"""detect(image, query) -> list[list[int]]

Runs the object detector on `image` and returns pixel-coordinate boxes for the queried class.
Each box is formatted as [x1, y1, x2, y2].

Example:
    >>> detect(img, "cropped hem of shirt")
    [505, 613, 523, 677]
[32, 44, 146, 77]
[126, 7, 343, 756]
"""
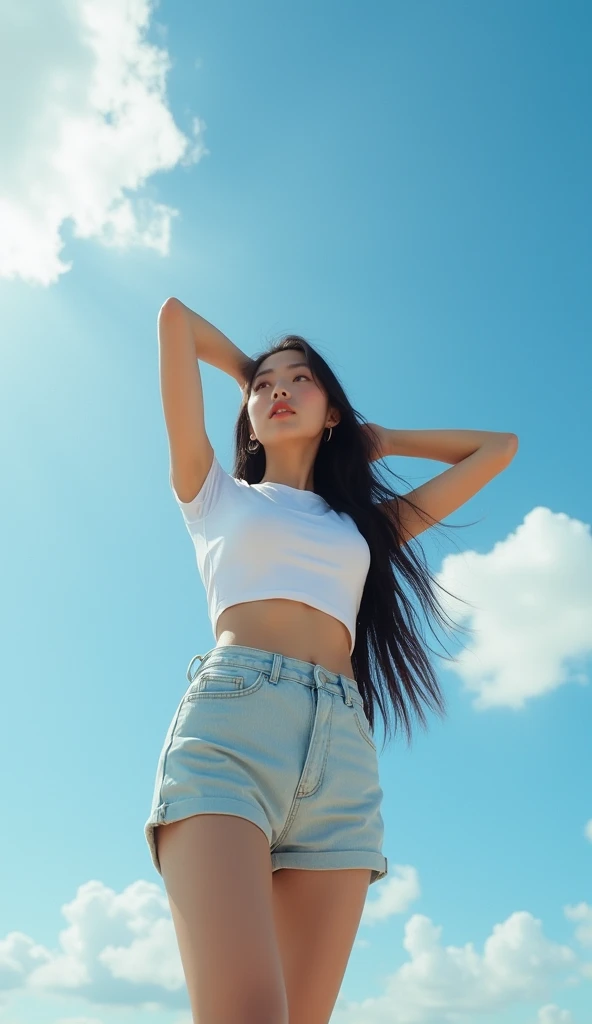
[169, 453, 370, 657]
[212, 590, 356, 656]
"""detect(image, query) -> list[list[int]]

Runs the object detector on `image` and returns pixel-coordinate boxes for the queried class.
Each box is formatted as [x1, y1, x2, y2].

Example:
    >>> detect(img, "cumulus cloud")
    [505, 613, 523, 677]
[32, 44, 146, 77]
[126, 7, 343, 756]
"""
[536, 1006, 574, 1024]
[564, 902, 592, 948]
[362, 865, 421, 925]
[0, 0, 207, 286]
[335, 911, 577, 1024]
[436, 507, 592, 709]
[0, 876, 587, 1022]
[6, 879, 187, 1011]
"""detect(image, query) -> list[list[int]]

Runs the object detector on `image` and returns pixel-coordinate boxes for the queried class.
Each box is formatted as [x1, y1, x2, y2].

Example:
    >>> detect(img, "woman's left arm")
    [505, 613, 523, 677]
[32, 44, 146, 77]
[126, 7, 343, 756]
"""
[361, 425, 519, 545]
[364, 425, 517, 463]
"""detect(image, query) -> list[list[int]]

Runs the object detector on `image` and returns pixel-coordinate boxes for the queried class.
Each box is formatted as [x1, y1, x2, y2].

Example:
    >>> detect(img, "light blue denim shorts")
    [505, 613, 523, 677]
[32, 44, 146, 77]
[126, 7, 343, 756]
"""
[144, 644, 388, 884]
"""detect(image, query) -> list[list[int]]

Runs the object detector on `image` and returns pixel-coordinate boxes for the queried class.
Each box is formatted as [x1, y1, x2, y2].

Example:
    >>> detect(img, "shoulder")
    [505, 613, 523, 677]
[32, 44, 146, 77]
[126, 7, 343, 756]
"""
[171, 453, 246, 524]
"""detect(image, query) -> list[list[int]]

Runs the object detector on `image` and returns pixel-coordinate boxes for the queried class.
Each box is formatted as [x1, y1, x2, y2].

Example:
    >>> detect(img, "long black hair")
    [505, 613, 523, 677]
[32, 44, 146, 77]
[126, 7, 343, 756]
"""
[233, 335, 476, 750]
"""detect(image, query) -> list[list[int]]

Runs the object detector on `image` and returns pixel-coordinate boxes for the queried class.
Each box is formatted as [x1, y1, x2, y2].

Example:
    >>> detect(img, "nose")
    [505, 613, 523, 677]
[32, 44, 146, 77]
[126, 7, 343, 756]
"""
[271, 381, 291, 399]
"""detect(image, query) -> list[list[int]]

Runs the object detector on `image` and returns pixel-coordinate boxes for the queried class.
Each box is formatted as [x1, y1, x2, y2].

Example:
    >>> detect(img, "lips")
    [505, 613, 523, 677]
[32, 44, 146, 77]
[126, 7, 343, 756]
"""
[269, 402, 295, 418]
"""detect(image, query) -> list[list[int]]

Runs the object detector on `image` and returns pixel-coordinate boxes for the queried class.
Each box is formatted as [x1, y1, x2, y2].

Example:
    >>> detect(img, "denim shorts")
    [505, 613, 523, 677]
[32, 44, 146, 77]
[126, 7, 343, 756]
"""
[144, 644, 388, 885]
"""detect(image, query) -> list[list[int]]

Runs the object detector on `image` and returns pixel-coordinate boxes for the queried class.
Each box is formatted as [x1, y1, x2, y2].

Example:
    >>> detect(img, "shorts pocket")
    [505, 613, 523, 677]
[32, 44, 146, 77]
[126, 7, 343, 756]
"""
[183, 665, 267, 701]
[353, 707, 377, 751]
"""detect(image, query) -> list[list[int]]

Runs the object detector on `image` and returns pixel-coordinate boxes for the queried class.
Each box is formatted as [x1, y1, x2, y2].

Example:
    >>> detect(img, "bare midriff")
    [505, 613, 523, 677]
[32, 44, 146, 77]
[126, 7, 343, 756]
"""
[215, 598, 355, 679]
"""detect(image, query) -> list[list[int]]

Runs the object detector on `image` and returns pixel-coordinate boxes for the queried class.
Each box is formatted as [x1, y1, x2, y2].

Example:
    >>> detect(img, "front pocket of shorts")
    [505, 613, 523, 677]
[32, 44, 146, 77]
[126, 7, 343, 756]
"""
[353, 707, 377, 751]
[183, 667, 267, 701]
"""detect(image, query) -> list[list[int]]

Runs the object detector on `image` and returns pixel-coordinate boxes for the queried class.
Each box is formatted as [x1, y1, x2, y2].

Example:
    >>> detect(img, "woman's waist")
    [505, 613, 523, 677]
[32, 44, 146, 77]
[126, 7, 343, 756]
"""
[189, 641, 363, 708]
[214, 598, 355, 678]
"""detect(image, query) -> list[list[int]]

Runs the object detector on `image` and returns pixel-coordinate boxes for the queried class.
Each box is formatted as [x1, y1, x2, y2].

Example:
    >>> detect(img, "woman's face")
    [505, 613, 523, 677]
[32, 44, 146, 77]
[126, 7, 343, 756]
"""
[247, 349, 338, 447]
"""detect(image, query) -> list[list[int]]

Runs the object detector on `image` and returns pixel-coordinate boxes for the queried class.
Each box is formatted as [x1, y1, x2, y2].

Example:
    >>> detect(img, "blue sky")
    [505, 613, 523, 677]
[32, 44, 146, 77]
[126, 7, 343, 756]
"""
[1, 2, 591, 1023]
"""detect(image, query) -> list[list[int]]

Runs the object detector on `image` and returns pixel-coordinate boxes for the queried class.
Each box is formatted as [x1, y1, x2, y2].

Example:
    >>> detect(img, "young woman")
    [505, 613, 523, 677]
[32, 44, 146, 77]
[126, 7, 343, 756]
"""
[144, 296, 518, 1024]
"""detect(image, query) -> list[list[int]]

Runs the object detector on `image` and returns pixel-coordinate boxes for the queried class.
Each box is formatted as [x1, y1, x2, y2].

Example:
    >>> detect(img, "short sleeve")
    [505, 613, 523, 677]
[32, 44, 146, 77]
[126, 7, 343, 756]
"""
[170, 453, 230, 524]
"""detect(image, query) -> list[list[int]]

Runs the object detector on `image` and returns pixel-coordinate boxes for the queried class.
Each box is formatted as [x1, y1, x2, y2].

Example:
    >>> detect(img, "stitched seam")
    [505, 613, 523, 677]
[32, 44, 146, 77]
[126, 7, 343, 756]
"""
[300, 697, 333, 797]
[156, 700, 190, 810]
[270, 688, 316, 850]
[354, 709, 376, 750]
[183, 671, 266, 701]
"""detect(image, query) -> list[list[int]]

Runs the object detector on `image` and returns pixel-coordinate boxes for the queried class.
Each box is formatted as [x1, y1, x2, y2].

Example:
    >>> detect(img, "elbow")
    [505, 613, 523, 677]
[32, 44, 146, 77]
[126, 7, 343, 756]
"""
[503, 432, 519, 457]
[159, 296, 181, 320]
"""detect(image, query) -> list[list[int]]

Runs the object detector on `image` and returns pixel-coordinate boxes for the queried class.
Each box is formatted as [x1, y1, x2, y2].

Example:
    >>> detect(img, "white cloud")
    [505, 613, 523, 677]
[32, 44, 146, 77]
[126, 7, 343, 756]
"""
[335, 911, 577, 1024]
[0, 876, 586, 1022]
[0, 0, 207, 286]
[362, 865, 421, 925]
[536, 1006, 574, 1024]
[585, 819, 592, 842]
[436, 507, 592, 709]
[564, 902, 592, 948]
[9, 879, 186, 1009]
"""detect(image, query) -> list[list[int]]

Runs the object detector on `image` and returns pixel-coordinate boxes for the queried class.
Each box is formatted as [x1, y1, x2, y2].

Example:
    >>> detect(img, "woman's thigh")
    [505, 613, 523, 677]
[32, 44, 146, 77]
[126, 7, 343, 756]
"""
[156, 812, 288, 1024]
[273, 866, 372, 1024]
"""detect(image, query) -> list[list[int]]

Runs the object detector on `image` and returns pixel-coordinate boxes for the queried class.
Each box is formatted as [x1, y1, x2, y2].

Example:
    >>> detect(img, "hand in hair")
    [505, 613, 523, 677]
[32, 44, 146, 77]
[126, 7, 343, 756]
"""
[361, 421, 391, 462]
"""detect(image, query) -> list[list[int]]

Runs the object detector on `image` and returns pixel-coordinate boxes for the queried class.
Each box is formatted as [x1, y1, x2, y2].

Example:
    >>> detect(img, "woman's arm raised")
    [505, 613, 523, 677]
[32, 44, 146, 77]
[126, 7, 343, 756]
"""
[157, 298, 251, 504]
[165, 297, 253, 387]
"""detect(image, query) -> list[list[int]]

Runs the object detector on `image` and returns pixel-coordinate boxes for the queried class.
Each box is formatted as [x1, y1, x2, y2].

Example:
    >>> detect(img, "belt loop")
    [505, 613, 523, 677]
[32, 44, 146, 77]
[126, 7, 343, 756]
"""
[340, 674, 353, 707]
[186, 653, 205, 683]
[269, 653, 282, 685]
[314, 664, 325, 690]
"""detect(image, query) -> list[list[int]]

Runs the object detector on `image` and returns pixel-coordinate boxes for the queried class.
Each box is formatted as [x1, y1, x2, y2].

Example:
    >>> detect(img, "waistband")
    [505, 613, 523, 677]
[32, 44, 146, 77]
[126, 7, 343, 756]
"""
[186, 644, 364, 709]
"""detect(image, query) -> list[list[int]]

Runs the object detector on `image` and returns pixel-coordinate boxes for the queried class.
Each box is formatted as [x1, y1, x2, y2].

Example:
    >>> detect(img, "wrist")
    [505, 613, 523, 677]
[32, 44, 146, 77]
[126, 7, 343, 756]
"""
[363, 422, 393, 461]
[383, 427, 399, 457]
[234, 354, 254, 389]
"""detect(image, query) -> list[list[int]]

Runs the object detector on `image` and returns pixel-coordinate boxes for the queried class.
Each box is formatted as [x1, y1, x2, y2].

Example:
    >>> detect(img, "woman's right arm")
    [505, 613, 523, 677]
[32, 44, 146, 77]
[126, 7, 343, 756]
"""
[167, 297, 253, 386]
[157, 297, 252, 504]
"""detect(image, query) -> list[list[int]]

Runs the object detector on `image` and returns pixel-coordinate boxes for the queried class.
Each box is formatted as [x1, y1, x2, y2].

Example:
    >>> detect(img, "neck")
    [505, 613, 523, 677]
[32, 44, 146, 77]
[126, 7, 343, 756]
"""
[258, 443, 318, 491]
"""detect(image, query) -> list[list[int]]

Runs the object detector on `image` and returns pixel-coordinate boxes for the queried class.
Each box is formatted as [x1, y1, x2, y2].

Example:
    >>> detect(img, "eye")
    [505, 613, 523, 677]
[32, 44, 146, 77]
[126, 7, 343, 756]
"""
[254, 374, 310, 391]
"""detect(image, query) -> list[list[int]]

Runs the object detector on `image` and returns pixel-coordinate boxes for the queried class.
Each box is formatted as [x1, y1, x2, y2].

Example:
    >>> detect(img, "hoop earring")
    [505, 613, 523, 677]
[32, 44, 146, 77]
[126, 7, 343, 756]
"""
[323, 426, 333, 442]
[247, 436, 260, 453]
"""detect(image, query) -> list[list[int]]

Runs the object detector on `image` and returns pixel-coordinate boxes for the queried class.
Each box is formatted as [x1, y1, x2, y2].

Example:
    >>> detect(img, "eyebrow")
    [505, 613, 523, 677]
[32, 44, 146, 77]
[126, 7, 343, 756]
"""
[253, 360, 310, 382]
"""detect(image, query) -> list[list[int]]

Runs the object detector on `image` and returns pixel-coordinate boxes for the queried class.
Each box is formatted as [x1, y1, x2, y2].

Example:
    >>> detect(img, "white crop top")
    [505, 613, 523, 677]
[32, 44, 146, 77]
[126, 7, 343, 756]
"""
[170, 454, 371, 655]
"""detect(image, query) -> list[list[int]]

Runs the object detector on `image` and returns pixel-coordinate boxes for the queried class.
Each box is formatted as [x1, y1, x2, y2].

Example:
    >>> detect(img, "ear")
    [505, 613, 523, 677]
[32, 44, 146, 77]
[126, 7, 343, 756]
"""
[327, 405, 341, 428]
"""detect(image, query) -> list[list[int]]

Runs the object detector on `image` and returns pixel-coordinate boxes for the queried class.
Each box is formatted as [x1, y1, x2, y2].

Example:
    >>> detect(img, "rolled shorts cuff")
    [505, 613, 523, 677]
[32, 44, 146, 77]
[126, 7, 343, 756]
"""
[144, 798, 387, 884]
[144, 798, 387, 888]
[271, 850, 388, 885]
[144, 796, 273, 875]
